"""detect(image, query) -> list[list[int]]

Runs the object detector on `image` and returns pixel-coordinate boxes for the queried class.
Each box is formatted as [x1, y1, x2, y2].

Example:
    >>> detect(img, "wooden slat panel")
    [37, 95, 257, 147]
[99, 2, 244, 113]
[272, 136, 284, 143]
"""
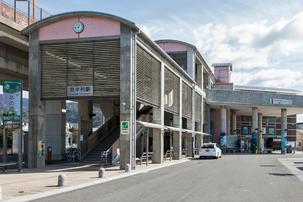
[40, 39, 120, 99]
[41, 44, 67, 98]
[136, 45, 161, 106]
[195, 92, 201, 121]
[164, 67, 179, 114]
[182, 82, 192, 118]
[93, 40, 120, 97]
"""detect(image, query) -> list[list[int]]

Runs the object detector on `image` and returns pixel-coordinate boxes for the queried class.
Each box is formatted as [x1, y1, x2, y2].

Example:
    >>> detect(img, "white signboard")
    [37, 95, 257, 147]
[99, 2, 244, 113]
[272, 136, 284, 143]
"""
[67, 86, 93, 97]
[269, 98, 292, 105]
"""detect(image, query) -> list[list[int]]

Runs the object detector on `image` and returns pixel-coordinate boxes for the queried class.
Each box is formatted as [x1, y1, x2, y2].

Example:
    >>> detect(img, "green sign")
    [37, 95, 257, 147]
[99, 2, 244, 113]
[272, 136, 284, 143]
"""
[3, 80, 21, 93]
[121, 121, 129, 134]
[2, 80, 22, 122]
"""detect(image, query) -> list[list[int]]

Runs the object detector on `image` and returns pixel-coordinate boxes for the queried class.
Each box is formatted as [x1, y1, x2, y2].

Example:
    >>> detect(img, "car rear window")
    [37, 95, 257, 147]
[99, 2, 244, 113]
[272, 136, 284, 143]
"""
[202, 144, 214, 148]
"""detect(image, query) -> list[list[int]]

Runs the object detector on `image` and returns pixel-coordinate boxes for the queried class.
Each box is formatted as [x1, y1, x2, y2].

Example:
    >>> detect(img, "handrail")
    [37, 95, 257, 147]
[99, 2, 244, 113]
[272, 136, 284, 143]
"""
[136, 126, 145, 140]
[81, 116, 119, 159]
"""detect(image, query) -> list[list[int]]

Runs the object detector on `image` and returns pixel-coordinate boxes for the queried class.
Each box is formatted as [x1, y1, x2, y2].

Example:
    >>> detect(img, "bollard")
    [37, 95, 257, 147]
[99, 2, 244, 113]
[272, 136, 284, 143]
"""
[58, 174, 66, 187]
[98, 167, 106, 178]
[125, 163, 131, 172]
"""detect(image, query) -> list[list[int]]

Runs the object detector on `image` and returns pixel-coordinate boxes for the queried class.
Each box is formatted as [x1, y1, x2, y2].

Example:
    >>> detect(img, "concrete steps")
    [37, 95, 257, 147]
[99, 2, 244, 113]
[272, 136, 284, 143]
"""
[82, 127, 119, 163]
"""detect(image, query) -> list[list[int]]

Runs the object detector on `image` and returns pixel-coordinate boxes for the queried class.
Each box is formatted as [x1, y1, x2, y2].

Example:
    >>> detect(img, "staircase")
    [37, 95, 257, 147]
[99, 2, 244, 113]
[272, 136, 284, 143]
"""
[81, 116, 119, 163]
[83, 127, 119, 163]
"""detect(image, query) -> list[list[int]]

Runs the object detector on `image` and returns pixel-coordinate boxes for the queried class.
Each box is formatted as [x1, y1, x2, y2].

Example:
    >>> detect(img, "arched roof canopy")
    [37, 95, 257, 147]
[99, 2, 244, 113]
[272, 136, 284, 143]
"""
[155, 39, 197, 51]
[22, 11, 139, 35]
[155, 39, 213, 75]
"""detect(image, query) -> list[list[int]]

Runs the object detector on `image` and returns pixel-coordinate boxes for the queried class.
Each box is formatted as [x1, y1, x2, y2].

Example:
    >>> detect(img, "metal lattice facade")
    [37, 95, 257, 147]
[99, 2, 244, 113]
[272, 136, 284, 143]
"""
[40, 39, 120, 99]
[164, 67, 180, 114]
[136, 45, 161, 106]
[182, 82, 192, 118]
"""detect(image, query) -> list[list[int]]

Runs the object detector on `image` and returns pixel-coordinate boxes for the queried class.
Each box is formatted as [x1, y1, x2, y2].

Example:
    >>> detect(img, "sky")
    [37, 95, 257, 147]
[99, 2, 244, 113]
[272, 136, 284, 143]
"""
[33, 0, 303, 92]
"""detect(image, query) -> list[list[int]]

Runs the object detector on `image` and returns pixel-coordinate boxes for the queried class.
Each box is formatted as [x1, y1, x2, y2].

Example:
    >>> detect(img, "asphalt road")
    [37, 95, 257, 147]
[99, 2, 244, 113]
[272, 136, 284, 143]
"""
[35, 155, 303, 202]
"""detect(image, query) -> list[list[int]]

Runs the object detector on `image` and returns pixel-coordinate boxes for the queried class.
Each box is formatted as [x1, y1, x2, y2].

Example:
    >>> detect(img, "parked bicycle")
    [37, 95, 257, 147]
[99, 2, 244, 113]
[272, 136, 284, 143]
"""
[66, 147, 80, 162]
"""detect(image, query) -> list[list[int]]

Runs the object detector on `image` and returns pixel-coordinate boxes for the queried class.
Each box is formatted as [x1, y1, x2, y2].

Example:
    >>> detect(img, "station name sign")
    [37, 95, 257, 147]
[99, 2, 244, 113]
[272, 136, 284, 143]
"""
[67, 86, 93, 97]
[268, 98, 292, 105]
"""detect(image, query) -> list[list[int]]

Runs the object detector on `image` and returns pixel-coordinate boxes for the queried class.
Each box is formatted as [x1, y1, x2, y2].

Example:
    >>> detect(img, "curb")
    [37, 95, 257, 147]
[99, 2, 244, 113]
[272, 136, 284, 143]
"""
[2, 159, 189, 202]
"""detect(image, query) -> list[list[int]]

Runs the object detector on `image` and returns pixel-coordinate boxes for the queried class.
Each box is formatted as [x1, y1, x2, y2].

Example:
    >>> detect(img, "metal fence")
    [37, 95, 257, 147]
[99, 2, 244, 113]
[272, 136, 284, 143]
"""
[0, 0, 50, 28]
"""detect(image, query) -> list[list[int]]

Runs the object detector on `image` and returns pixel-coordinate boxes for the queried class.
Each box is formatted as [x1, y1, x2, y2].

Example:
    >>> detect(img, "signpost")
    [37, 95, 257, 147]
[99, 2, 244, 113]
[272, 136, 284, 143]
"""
[2, 80, 23, 171]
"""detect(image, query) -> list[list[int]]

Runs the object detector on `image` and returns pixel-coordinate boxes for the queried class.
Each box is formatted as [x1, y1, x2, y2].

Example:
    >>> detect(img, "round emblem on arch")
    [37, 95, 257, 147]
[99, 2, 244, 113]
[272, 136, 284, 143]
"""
[73, 21, 84, 33]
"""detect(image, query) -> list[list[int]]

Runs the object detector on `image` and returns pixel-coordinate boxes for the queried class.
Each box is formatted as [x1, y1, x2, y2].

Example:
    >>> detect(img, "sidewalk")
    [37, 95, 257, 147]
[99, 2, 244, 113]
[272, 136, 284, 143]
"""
[0, 159, 189, 201]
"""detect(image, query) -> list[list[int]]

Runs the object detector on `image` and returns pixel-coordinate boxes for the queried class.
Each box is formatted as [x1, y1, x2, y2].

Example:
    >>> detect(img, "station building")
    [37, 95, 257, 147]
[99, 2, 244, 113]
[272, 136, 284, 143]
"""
[2, 9, 303, 170]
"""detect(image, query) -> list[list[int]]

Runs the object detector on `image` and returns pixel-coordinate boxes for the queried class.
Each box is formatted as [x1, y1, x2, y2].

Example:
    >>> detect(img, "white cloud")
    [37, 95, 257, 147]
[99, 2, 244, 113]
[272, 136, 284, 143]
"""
[139, 9, 303, 91]
[193, 11, 303, 71]
[231, 69, 303, 90]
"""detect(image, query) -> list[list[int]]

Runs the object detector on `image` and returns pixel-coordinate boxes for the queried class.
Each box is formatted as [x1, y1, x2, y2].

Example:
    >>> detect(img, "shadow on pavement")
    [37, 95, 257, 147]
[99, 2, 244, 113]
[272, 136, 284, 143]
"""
[268, 173, 294, 176]
[260, 165, 277, 167]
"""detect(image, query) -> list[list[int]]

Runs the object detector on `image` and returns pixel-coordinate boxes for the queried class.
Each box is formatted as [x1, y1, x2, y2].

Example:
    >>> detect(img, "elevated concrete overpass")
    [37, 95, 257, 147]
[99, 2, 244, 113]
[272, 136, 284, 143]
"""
[0, 0, 34, 90]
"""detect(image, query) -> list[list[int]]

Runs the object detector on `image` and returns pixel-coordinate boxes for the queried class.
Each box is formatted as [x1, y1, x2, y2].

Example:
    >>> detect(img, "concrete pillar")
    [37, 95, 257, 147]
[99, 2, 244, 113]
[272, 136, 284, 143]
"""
[204, 103, 211, 133]
[61, 101, 66, 159]
[252, 107, 258, 132]
[45, 100, 64, 160]
[173, 131, 181, 160]
[226, 109, 230, 135]
[152, 105, 164, 163]
[78, 100, 93, 148]
[281, 108, 287, 132]
[232, 111, 237, 135]
[196, 134, 202, 151]
[258, 113, 263, 152]
[186, 134, 193, 157]
[151, 61, 165, 164]
[220, 106, 227, 134]
[119, 24, 136, 170]
[190, 87, 195, 156]
[152, 128, 164, 163]
[173, 113, 181, 160]
[28, 30, 46, 168]
[172, 78, 182, 160]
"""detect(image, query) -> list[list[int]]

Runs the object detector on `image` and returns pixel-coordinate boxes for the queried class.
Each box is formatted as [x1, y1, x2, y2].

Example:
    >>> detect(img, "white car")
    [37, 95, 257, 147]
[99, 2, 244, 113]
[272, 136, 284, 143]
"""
[199, 143, 222, 159]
